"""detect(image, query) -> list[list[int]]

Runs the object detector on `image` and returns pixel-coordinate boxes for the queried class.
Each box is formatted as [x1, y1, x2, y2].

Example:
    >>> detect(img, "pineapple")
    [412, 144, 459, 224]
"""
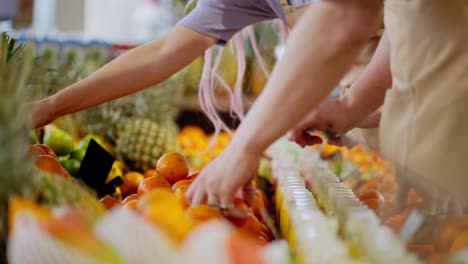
[116, 118, 181, 172]
[0, 33, 104, 262]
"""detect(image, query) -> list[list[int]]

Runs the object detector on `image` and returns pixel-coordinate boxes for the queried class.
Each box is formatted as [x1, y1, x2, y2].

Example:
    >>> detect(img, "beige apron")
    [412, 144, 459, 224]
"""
[280, 0, 382, 150]
[382, 0, 468, 212]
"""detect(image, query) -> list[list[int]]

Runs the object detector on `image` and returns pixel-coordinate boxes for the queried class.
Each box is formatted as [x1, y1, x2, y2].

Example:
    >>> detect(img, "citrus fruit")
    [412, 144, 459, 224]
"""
[138, 189, 192, 242]
[171, 179, 192, 191]
[156, 152, 189, 185]
[186, 205, 223, 225]
[228, 230, 265, 263]
[9, 197, 53, 232]
[59, 158, 81, 177]
[120, 172, 145, 197]
[143, 169, 158, 178]
[43, 129, 75, 156]
[137, 175, 171, 196]
[122, 194, 139, 204]
[124, 200, 138, 210]
[100, 196, 121, 210]
[450, 231, 468, 255]
[71, 148, 86, 161]
[174, 188, 190, 209]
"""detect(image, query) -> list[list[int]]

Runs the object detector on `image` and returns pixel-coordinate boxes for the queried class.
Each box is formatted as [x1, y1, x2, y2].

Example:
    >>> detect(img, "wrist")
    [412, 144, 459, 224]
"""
[229, 135, 265, 158]
[41, 96, 60, 121]
[338, 95, 360, 130]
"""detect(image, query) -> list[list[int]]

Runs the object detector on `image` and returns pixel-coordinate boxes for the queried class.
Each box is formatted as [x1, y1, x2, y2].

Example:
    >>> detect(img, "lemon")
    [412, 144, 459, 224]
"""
[44, 129, 75, 156]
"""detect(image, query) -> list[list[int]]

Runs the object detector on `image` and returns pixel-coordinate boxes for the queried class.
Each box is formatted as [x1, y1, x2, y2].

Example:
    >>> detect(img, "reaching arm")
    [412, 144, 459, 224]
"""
[356, 111, 382, 128]
[31, 25, 217, 128]
[341, 31, 391, 129]
[232, 0, 383, 154]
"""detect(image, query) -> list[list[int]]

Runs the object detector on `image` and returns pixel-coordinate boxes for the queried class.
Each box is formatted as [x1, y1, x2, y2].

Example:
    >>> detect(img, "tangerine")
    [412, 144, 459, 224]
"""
[186, 205, 223, 225]
[124, 200, 138, 210]
[138, 189, 192, 242]
[156, 152, 190, 184]
[174, 188, 190, 209]
[171, 179, 192, 191]
[137, 176, 171, 196]
[450, 231, 468, 255]
[120, 172, 145, 197]
[122, 194, 139, 204]
[143, 169, 158, 178]
[100, 196, 121, 210]
[228, 230, 264, 264]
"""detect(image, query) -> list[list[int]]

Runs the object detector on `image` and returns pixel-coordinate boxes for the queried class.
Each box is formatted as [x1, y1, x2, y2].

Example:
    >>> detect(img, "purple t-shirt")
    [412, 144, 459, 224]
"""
[178, 0, 312, 44]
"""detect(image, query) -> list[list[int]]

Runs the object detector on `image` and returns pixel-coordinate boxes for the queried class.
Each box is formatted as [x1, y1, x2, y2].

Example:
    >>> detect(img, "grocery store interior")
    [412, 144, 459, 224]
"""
[1, 0, 468, 264]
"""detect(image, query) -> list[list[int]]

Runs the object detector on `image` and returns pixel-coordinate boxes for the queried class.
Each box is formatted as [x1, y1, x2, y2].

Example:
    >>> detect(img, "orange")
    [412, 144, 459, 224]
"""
[230, 213, 263, 236]
[251, 190, 265, 219]
[143, 169, 159, 178]
[35, 155, 70, 180]
[174, 188, 190, 209]
[100, 196, 121, 210]
[122, 194, 139, 204]
[357, 180, 378, 194]
[124, 200, 138, 210]
[357, 190, 384, 203]
[156, 152, 190, 185]
[259, 224, 272, 240]
[171, 179, 192, 191]
[185, 205, 223, 225]
[137, 176, 171, 196]
[120, 172, 145, 197]
[138, 189, 192, 242]
[9, 197, 53, 232]
[228, 230, 265, 264]
[362, 198, 381, 211]
[450, 231, 468, 255]
[187, 172, 199, 182]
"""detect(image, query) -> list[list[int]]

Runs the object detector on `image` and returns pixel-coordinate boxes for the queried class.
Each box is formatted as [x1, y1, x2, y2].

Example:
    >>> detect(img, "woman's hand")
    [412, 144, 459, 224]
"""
[185, 144, 260, 218]
[288, 97, 352, 147]
[27, 99, 57, 128]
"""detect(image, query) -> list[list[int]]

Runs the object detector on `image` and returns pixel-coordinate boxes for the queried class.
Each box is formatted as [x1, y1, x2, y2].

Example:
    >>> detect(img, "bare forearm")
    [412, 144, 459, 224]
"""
[232, 1, 382, 154]
[356, 111, 381, 128]
[41, 26, 216, 117]
[342, 32, 391, 127]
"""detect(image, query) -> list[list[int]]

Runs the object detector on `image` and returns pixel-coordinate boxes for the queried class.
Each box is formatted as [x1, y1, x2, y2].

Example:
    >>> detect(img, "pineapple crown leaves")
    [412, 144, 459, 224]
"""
[0, 32, 38, 263]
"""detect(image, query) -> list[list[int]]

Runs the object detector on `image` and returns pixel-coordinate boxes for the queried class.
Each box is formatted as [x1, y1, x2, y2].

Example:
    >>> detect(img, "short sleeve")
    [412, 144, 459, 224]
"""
[177, 0, 278, 44]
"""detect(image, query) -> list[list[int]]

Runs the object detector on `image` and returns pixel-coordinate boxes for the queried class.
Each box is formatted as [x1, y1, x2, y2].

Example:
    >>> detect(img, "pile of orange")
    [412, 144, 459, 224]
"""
[177, 126, 232, 165]
[331, 144, 468, 260]
[101, 151, 273, 246]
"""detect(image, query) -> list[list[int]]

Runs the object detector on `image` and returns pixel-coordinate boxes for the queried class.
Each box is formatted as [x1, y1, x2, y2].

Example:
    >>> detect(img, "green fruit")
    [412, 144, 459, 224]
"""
[71, 148, 86, 161]
[44, 129, 75, 156]
[60, 158, 81, 177]
[78, 136, 92, 151]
